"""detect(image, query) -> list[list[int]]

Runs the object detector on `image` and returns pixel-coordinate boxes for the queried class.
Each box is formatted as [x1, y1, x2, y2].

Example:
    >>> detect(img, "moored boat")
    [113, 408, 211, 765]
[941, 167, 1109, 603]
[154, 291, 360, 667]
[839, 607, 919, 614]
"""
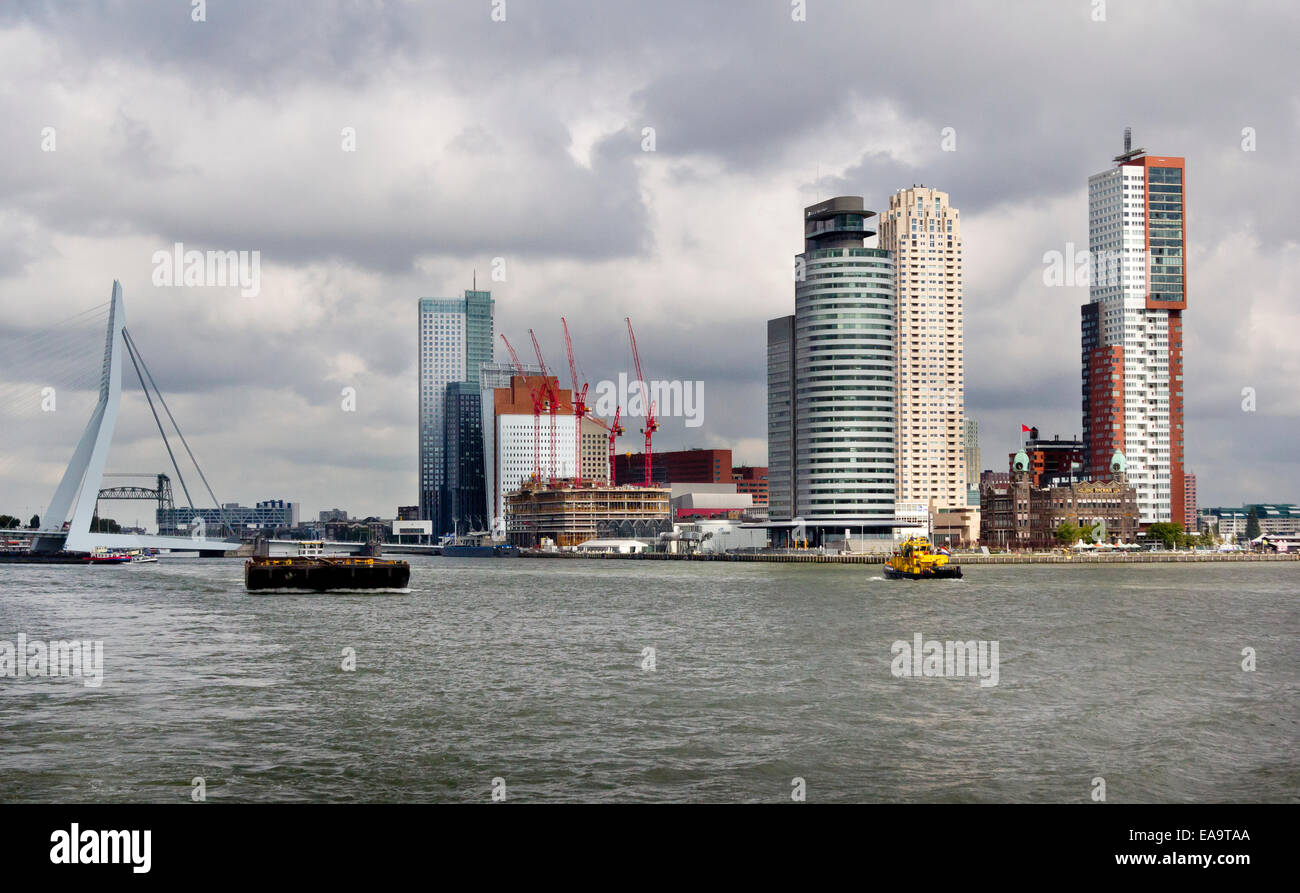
[883, 536, 962, 580]
[82, 547, 131, 564]
[244, 541, 410, 591]
[442, 543, 520, 558]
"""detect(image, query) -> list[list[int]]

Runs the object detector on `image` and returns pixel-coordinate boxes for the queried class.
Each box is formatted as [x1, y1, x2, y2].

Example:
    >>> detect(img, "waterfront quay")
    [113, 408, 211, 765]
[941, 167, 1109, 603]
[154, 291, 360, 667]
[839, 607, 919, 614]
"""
[521, 550, 1300, 565]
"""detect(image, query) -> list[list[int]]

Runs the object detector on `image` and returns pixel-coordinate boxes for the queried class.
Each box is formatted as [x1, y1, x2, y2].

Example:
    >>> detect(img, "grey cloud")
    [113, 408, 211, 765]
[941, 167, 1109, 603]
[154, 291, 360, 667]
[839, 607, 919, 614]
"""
[1, 0, 1298, 515]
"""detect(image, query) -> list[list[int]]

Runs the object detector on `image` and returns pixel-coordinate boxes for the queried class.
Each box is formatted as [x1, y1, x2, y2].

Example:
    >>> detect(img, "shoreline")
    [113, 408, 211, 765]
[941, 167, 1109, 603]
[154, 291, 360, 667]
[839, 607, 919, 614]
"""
[517, 550, 1300, 565]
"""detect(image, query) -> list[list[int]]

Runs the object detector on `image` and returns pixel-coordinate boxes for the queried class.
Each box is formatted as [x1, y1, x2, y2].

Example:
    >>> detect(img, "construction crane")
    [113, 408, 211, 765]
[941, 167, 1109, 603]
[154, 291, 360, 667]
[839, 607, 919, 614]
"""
[500, 334, 544, 482]
[560, 317, 590, 485]
[625, 317, 659, 487]
[587, 406, 624, 484]
[529, 329, 560, 484]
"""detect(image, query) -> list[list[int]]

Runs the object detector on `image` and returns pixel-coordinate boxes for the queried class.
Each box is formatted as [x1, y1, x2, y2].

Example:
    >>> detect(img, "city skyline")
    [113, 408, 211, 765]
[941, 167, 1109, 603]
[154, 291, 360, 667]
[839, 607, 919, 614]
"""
[1, 2, 1296, 521]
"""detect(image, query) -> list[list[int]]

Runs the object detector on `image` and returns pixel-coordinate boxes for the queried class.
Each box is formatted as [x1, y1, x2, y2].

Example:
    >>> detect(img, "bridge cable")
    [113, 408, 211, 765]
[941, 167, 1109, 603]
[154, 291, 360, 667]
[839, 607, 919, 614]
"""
[122, 328, 229, 537]
[122, 329, 196, 516]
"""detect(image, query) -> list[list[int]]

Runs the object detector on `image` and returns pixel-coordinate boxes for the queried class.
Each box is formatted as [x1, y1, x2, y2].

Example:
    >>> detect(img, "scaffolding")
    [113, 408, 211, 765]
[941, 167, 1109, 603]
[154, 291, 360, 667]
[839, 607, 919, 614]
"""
[505, 483, 671, 548]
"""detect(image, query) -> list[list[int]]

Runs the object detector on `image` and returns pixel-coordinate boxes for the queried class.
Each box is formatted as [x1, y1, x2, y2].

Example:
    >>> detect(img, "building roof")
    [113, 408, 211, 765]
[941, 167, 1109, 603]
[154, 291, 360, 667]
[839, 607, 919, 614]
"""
[1203, 504, 1298, 518]
[1246, 504, 1298, 517]
[672, 492, 753, 510]
[669, 482, 739, 498]
[574, 538, 652, 549]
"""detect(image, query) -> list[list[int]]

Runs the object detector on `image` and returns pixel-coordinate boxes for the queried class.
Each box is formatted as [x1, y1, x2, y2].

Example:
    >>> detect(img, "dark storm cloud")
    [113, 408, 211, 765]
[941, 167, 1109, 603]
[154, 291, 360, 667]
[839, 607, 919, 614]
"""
[2, 0, 423, 87]
[9, 1, 1297, 255]
[2, 1, 662, 273]
[3, 112, 650, 274]
[622, 1, 1300, 226]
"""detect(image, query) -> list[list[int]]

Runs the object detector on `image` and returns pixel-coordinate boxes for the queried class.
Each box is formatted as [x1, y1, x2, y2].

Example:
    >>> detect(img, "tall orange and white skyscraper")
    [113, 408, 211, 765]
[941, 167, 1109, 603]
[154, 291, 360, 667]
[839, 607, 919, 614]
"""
[1082, 130, 1186, 525]
[877, 186, 968, 510]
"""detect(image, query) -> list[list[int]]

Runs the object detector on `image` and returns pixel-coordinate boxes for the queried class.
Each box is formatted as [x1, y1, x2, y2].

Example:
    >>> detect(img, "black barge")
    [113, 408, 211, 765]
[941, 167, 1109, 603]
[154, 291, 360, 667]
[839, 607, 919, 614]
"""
[244, 541, 409, 591]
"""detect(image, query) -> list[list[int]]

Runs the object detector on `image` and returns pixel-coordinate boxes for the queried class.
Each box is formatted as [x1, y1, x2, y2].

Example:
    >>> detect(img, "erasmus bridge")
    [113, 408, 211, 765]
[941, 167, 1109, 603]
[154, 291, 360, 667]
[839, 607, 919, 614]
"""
[29, 282, 235, 555]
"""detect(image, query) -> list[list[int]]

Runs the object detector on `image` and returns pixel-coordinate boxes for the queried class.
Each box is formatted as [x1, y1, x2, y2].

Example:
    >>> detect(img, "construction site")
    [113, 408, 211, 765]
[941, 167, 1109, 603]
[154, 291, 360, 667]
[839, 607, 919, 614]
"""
[505, 480, 672, 548]
[496, 317, 672, 548]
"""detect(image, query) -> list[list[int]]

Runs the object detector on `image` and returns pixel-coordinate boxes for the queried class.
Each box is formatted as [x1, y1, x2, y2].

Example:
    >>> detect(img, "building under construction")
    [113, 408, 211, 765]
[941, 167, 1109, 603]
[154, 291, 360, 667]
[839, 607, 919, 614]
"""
[505, 481, 671, 548]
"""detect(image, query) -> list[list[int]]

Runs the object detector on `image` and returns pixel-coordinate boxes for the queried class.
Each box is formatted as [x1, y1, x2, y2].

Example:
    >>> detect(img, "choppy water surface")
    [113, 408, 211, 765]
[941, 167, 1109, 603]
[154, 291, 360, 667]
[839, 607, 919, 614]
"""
[0, 558, 1295, 802]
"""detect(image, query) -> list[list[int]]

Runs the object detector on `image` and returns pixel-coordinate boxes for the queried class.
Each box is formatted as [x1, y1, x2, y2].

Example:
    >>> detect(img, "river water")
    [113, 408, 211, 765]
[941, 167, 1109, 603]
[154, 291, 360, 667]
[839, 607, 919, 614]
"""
[0, 558, 1295, 802]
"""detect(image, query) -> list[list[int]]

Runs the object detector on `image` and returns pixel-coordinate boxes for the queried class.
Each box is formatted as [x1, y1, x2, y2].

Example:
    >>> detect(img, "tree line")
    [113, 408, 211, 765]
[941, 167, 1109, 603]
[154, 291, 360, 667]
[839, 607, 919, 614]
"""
[0, 514, 122, 532]
[1054, 519, 1221, 550]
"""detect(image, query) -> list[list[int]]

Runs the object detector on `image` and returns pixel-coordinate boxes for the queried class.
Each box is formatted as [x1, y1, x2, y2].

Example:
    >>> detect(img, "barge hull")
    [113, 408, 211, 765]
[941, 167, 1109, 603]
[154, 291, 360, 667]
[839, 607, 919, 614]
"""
[0, 552, 94, 564]
[245, 562, 410, 591]
[883, 565, 963, 580]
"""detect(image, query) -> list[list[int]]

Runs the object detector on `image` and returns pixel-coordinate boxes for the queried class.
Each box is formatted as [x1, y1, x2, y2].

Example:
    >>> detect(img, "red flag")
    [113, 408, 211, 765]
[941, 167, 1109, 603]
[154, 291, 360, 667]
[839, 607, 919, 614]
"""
[1020, 424, 1032, 433]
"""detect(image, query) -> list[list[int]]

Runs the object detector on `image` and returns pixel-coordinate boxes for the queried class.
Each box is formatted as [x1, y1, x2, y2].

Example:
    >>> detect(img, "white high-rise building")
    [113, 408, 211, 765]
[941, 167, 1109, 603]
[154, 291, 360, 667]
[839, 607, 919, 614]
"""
[1082, 132, 1186, 525]
[479, 362, 538, 536]
[877, 186, 966, 510]
[495, 413, 579, 528]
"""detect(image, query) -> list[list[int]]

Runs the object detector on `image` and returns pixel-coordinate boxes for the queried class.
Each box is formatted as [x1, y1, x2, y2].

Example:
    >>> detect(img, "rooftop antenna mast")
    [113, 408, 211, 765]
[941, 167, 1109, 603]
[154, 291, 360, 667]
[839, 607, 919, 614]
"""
[1114, 126, 1145, 162]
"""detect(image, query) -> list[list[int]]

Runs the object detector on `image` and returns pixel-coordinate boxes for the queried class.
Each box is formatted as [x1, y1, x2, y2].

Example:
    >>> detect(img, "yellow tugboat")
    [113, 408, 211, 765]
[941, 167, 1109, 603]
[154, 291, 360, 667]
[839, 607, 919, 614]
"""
[883, 536, 962, 580]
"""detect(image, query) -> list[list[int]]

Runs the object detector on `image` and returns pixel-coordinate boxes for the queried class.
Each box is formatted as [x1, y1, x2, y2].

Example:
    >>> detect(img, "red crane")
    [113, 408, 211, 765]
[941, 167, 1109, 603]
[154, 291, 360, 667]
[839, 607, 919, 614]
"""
[561, 317, 590, 485]
[601, 407, 624, 484]
[500, 334, 543, 482]
[625, 317, 658, 487]
[529, 329, 560, 485]
[584, 407, 624, 484]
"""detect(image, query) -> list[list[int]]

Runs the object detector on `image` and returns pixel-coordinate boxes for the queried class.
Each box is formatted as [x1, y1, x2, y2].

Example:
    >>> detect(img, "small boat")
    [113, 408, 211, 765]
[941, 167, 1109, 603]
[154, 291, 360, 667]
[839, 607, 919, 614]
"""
[883, 536, 962, 580]
[442, 542, 520, 558]
[245, 541, 410, 592]
[129, 551, 158, 563]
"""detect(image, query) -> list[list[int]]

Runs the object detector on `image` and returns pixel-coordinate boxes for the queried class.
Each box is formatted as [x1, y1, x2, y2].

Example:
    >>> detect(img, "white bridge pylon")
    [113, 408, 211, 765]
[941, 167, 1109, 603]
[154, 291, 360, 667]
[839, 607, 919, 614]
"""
[34, 281, 232, 554]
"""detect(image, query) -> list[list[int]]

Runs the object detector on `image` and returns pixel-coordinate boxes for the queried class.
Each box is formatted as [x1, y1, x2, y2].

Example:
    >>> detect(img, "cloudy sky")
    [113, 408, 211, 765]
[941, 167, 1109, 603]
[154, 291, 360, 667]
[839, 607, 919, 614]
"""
[1, 0, 1296, 525]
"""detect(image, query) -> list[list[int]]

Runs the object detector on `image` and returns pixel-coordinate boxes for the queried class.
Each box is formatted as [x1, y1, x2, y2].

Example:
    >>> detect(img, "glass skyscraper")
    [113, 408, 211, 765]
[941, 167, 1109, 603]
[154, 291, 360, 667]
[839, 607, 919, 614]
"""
[418, 290, 494, 533]
[445, 380, 487, 534]
[768, 196, 898, 543]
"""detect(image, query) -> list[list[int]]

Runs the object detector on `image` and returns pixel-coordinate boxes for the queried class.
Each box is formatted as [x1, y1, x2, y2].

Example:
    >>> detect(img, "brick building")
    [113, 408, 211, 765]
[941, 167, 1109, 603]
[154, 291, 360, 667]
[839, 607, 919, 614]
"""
[731, 466, 769, 505]
[1009, 429, 1086, 488]
[981, 449, 1137, 550]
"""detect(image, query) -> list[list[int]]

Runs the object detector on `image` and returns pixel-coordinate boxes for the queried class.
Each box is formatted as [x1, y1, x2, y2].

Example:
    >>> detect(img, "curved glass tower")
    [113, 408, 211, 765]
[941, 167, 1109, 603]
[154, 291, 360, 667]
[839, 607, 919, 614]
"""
[769, 196, 897, 533]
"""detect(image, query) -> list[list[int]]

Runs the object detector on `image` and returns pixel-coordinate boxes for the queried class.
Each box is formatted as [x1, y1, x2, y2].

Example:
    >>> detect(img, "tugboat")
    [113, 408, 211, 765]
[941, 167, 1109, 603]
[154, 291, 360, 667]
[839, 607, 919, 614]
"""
[244, 540, 410, 592]
[883, 536, 962, 580]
